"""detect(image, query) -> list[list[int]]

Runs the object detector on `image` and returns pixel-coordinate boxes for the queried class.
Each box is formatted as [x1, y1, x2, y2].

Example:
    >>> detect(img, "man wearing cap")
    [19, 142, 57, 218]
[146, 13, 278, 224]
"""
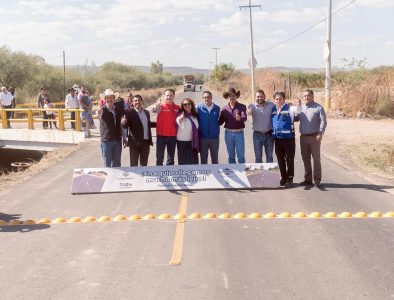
[298, 89, 327, 186]
[0, 86, 14, 128]
[96, 89, 124, 168]
[219, 88, 247, 164]
[247, 89, 275, 163]
[197, 91, 221, 164]
[153, 88, 180, 165]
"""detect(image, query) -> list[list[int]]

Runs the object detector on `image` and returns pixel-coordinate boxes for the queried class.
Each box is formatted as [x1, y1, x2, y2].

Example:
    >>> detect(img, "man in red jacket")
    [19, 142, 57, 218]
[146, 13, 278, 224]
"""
[153, 89, 180, 165]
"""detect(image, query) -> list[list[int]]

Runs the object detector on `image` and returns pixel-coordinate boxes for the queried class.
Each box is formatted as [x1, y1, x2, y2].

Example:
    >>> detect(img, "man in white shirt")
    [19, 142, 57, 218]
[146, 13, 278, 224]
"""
[65, 88, 79, 129]
[0, 86, 14, 128]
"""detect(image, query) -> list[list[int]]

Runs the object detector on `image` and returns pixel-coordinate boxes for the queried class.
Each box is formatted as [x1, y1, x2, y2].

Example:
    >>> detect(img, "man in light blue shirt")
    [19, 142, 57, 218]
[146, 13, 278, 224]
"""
[247, 89, 275, 163]
[298, 89, 327, 186]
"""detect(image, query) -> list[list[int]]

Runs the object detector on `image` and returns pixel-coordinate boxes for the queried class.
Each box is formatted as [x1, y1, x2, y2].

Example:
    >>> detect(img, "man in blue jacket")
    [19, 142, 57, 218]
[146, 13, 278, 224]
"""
[272, 91, 301, 187]
[197, 91, 221, 164]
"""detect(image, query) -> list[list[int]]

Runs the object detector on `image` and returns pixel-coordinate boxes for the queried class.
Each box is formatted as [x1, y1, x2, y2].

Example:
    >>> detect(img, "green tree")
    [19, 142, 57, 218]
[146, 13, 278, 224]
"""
[211, 63, 235, 82]
[0, 46, 41, 89]
[150, 60, 163, 74]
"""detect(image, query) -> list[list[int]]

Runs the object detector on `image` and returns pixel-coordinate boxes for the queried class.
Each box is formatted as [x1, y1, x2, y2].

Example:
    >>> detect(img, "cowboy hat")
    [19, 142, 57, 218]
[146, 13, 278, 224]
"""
[104, 89, 116, 98]
[223, 87, 240, 99]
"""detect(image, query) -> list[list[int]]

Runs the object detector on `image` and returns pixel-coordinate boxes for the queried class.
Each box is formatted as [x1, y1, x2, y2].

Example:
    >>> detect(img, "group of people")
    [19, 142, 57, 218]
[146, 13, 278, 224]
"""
[37, 86, 59, 129]
[0, 86, 16, 128]
[64, 86, 135, 136]
[96, 87, 327, 187]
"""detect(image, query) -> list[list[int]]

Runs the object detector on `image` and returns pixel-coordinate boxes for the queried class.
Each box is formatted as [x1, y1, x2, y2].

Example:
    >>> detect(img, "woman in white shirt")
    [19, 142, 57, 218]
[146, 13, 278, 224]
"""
[176, 98, 199, 165]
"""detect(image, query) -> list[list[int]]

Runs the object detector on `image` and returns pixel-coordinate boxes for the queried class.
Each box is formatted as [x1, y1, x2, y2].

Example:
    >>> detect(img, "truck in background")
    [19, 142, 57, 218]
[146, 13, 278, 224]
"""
[183, 74, 195, 92]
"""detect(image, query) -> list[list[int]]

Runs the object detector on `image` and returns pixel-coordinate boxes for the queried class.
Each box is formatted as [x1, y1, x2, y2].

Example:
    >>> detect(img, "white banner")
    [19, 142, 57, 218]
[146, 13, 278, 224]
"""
[71, 163, 280, 194]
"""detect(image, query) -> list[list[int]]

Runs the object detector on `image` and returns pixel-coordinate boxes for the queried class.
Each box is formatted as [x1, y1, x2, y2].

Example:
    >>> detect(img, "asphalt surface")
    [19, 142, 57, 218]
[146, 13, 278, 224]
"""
[1, 91, 394, 299]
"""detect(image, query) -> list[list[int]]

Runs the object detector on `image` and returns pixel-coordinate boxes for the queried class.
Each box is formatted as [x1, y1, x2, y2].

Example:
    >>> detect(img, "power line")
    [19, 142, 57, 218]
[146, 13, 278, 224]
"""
[212, 48, 220, 66]
[255, 0, 356, 55]
[239, 0, 261, 97]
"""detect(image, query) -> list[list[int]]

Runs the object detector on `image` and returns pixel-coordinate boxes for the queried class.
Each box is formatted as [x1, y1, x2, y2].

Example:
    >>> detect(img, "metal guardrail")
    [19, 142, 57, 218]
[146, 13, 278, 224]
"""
[0, 108, 83, 131]
[16, 100, 99, 108]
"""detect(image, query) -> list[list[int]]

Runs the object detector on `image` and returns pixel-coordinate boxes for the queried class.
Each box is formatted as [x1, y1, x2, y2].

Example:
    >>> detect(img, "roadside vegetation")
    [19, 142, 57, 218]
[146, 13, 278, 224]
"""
[345, 142, 394, 179]
[209, 59, 394, 119]
[0, 46, 182, 103]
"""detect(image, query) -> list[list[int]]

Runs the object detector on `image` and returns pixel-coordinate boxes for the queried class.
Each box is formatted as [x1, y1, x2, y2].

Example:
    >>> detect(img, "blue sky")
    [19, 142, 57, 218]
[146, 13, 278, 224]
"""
[0, 0, 393, 69]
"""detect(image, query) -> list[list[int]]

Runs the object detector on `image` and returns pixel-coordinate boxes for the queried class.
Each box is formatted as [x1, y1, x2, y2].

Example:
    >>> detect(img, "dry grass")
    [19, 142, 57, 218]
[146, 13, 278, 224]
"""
[210, 69, 304, 102]
[344, 143, 394, 179]
[333, 68, 394, 117]
[0, 144, 81, 192]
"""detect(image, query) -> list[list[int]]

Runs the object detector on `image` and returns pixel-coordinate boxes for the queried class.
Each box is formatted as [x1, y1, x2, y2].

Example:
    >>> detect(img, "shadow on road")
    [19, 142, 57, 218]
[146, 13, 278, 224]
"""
[314, 183, 394, 193]
[0, 212, 51, 233]
[0, 224, 50, 233]
[0, 212, 22, 222]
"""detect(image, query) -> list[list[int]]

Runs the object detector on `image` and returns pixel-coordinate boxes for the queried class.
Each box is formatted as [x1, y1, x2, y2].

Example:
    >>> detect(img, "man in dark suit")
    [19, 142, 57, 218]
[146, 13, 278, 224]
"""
[121, 94, 156, 166]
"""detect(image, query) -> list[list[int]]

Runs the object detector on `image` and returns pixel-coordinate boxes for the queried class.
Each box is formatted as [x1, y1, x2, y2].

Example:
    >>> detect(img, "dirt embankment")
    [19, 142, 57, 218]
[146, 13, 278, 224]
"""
[322, 117, 394, 185]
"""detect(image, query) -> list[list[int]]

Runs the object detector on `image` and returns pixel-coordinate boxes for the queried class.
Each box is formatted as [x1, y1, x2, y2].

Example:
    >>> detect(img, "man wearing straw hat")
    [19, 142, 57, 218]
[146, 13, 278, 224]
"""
[96, 89, 124, 167]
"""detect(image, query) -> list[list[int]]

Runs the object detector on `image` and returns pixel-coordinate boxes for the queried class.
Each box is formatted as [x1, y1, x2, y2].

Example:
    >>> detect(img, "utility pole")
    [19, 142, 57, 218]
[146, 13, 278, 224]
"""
[208, 60, 214, 89]
[240, 0, 260, 99]
[212, 48, 220, 67]
[324, 0, 332, 112]
[63, 50, 66, 100]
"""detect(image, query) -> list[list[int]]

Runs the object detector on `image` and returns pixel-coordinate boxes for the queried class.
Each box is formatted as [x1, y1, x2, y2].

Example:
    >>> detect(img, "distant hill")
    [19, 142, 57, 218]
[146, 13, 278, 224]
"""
[134, 66, 211, 75]
[240, 67, 325, 74]
[61, 65, 325, 75]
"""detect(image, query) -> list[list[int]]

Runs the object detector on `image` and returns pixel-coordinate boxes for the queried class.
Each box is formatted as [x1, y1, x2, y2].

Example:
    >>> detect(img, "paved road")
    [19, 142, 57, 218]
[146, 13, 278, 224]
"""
[1, 91, 394, 299]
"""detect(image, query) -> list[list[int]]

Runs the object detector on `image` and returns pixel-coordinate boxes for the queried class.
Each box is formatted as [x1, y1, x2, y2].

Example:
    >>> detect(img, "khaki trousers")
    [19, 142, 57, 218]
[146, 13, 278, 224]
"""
[300, 134, 322, 182]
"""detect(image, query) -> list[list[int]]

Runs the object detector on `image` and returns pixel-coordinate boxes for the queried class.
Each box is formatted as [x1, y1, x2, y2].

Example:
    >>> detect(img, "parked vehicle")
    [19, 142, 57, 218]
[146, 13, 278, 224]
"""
[183, 74, 195, 92]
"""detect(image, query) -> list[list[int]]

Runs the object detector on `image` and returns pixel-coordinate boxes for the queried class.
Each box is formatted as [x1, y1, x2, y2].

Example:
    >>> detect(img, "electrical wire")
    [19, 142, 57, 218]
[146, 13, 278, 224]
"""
[255, 0, 357, 54]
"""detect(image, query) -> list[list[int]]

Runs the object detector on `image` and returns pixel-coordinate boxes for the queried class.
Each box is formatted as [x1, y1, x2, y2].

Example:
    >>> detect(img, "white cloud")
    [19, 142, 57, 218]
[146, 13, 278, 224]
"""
[357, 0, 394, 8]
[1, 0, 393, 68]
[267, 7, 326, 24]
[204, 12, 248, 37]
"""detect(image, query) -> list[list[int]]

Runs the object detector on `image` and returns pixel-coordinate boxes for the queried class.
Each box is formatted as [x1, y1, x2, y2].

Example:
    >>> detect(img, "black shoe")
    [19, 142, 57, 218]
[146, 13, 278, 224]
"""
[280, 179, 287, 186]
[287, 178, 293, 184]
[299, 180, 313, 186]
[315, 180, 321, 186]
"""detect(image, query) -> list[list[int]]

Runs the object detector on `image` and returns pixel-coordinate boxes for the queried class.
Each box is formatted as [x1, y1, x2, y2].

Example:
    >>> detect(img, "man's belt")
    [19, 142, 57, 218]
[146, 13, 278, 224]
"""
[254, 130, 272, 135]
[226, 128, 244, 132]
[301, 132, 319, 137]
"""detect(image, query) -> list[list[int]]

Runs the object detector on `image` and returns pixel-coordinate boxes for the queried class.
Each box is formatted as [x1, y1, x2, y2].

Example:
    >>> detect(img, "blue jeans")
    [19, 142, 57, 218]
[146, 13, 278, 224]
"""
[224, 130, 245, 164]
[101, 139, 122, 167]
[156, 135, 177, 165]
[252, 131, 274, 163]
